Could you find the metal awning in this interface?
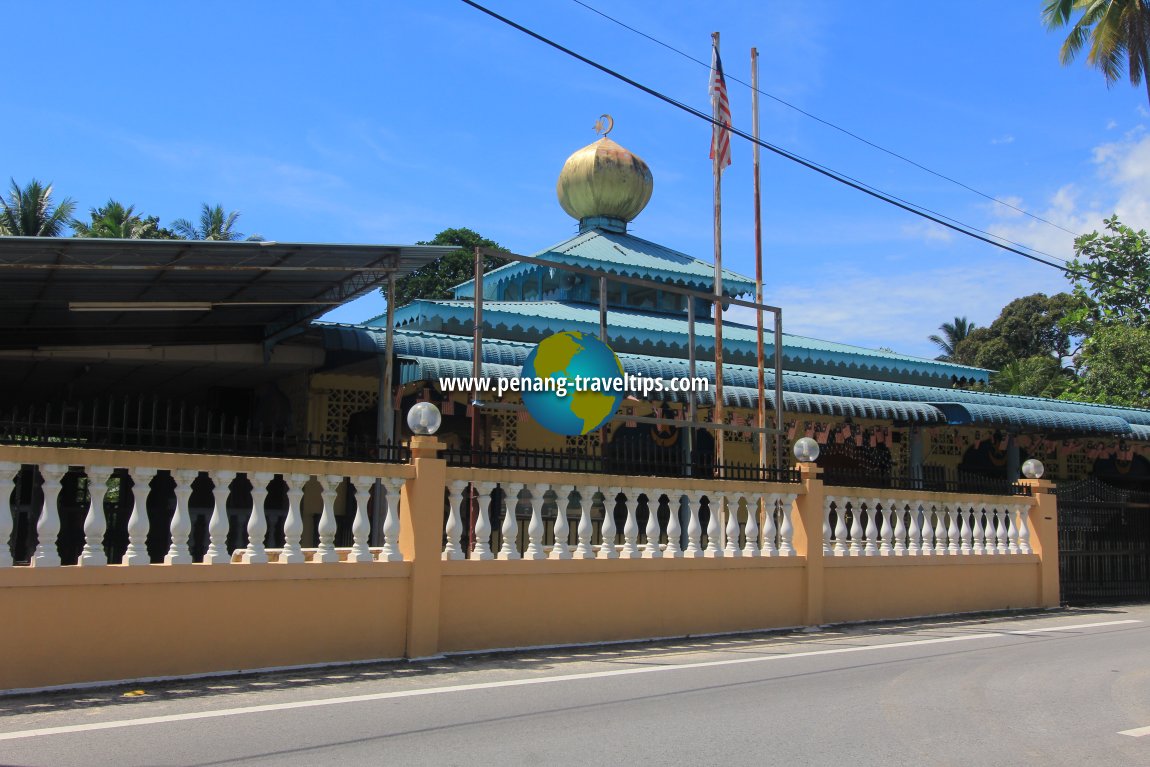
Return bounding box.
[0,237,457,348]
[929,403,1134,435]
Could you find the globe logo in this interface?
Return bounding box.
[520,331,625,436]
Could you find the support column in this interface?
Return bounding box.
[399,435,447,658]
[1020,478,1059,607]
[795,463,825,626]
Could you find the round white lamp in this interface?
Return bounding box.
[793,436,820,463]
[407,402,442,436]
[1021,458,1044,479]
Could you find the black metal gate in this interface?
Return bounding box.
[1058,477,1150,604]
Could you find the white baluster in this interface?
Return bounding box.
[314,475,341,563]
[600,487,619,559]
[762,495,779,557]
[551,485,573,560]
[621,488,641,558]
[684,490,703,557]
[498,484,522,560]
[742,494,760,557]
[848,501,863,556]
[983,508,998,555]
[0,463,16,567]
[920,502,935,556]
[960,507,974,555]
[907,501,923,556]
[890,500,906,556]
[524,483,546,560]
[703,493,723,558]
[378,477,404,562]
[278,473,307,564]
[996,507,1010,554]
[78,466,111,567]
[946,506,960,555]
[778,494,796,557]
[347,476,374,562]
[573,487,595,559]
[165,469,197,564]
[664,490,683,558]
[474,482,496,560]
[832,498,848,556]
[242,472,272,564]
[643,491,663,558]
[204,470,234,565]
[1007,504,1020,554]
[1017,504,1032,554]
[878,501,893,556]
[723,494,741,557]
[933,504,947,555]
[972,506,986,555]
[443,481,466,561]
[31,464,67,567]
[821,496,833,556]
[863,500,879,556]
[123,467,154,566]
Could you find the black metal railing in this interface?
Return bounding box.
[0,397,410,464]
[821,466,1031,496]
[443,446,801,483]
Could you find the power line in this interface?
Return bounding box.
[569,0,1084,240]
[460,0,1088,280]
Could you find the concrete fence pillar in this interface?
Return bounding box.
[793,463,825,626]
[1019,478,1060,607]
[399,435,448,657]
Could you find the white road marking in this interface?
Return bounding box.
[0,619,1138,742]
[1119,725,1150,738]
[1005,619,1142,634]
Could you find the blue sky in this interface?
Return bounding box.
[5,1,1149,359]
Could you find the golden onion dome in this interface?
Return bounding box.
[556,135,653,232]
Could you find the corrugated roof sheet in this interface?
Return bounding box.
[929,403,1133,435]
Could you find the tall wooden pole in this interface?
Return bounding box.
[712,31,725,476]
[752,47,766,476]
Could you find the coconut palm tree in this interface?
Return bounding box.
[171,203,261,241]
[1043,0,1150,103]
[71,200,158,239]
[0,178,77,236]
[929,316,976,361]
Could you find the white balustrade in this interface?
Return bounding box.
[907,501,923,556]
[932,505,948,556]
[664,490,683,558]
[762,494,779,557]
[242,472,273,564]
[821,496,834,556]
[890,500,906,556]
[972,506,986,555]
[996,507,1010,555]
[164,469,197,564]
[443,481,467,561]
[723,493,741,558]
[473,482,496,560]
[685,490,703,557]
[946,507,960,556]
[863,500,879,557]
[551,485,573,560]
[573,487,595,559]
[78,466,111,567]
[832,499,848,557]
[279,473,307,564]
[524,483,545,560]
[848,501,863,557]
[347,476,374,563]
[742,494,760,557]
[378,477,404,562]
[622,488,641,559]
[206,470,235,565]
[31,464,67,567]
[1017,504,1032,554]
[778,494,796,557]
[703,494,723,558]
[960,507,974,555]
[498,484,522,560]
[643,492,663,559]
[0,462,15,568]
[600,487,619,559]
[1007,505,1021,554]
[123,467,154,566]
[878,501,893,556]
[316,475,342,563]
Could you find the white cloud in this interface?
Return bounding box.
[991,135,1015,145]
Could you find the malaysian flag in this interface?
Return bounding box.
[709,34,732,171]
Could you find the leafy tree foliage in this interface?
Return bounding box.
[990,355,1073,398]
[1063,323,1150,407]
[928,316,976,361]
[71,199,178,239]
[951,293,1079,372]
[1066,215,1150,327]
[392,227,509,308]
[172,203,261,241]
[0,178,76,236]
[1043,0,1150,103]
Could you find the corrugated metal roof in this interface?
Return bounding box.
[930,403,1133,435]
[452,227,756,296]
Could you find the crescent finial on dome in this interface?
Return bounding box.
[557,123,653,234]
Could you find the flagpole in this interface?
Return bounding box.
[751,46,766,479]
[711,31,725,477]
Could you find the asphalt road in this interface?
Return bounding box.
[2,606,1149,767]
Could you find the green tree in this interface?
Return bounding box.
[0,178,76,236]
[1066,215,1150,327]
[392,227,509,308]
[951,293,1080,369]
[1043,0,1150,103]
[1062,323,1150,407]
[171,203,261,241]
[928,316,976,361]
[71,199,177,239]
[990,355,1073,398]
